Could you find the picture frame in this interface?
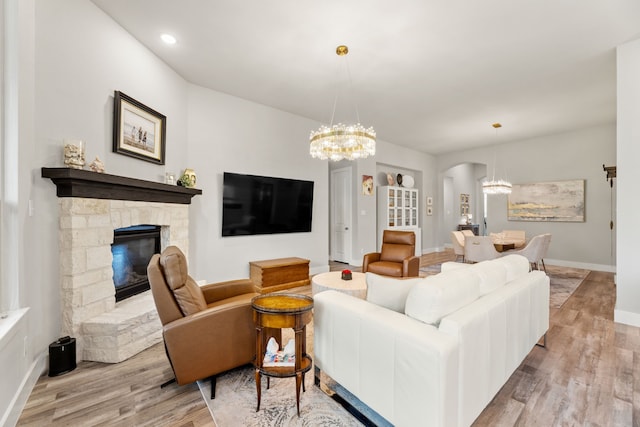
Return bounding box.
[362,175,374,195]
[508,179,585,222]
[113,91,166,165]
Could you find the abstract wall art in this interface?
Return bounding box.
[508,179,585,222]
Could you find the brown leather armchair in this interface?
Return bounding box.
[147,246,280,398]
[362,230,420,277]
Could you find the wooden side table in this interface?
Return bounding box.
[251,293,313,416]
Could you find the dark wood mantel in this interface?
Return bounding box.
[42,167,202,204]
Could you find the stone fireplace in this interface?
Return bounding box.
[42,168,202,363]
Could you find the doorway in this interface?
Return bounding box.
[330,167,352,263]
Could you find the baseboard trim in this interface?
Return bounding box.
[614,309,640,328]
[545,258,615,273]
[3,351,47,427]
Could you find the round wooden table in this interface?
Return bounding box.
[251,293,313,416]
[311,271,367,299]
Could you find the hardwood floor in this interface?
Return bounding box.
[474,270,637,427]
[17,252,635,426]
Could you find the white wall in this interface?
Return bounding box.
[186,85,329,281]
[437,124,616,271]
[615,37,640,327]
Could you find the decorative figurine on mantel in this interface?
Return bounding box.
[63,139,85,169]
[88,156,105,173]
[178,168,197,188]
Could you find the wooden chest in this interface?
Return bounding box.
[249,257,310,293]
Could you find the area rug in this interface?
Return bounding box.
[545,264,590,308]
[197,324,364,427]
[419,263,590,308]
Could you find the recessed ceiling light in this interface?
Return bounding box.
[161,34,177,45]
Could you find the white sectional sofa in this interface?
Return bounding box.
[313,255,549,427]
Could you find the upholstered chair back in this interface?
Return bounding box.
[380,230,415,262]
[148,246,207,326]
[451,231,465,253]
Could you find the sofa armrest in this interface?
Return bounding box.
[314,290,459,427]
[201,279,256,304]
[403,255,420,277]
[362,252,381,273]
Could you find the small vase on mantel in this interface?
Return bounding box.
[178,168,197,188]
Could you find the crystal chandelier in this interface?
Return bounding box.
[309,45,376,161]
[482,179,512,195]
[483,123,512,195]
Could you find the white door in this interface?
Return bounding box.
[330,167,352,263]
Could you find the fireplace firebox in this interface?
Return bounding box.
[112,225,161,302]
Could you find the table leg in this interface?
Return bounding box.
[294,325,305,416]
[254,323,263,412]
[295,371,302,417]
[255,369,261,412]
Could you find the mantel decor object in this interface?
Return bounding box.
[63,139,85,169]
[178,168,196,188]
[88,156,105,173]
[113,91,166,165]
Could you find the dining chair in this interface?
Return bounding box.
[450,231,466,262]
[464,236,502,263]
[502,234,549,271]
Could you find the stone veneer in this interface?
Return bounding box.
[58,198,190,363]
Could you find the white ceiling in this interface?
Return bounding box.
[91,0,640,155]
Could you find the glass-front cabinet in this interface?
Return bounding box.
[377,186,421,255]
[380,186,418,228]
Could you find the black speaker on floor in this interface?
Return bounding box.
[48,336,76,377]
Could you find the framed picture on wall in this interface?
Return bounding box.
[362,175,374,195]
[113,91,166,165]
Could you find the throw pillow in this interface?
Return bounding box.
[440,261,470,272]
[468,260,508,296]
[366,272,423,313]
[405,269,480,325]
[498,254,530,281]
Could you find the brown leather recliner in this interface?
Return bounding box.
[147,246,280,398]
[362,230,420,277]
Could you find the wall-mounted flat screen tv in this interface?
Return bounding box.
[222,172,314,236]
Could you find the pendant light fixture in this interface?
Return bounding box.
[482,123,512,195]
[309,45,376,161]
